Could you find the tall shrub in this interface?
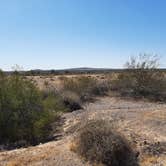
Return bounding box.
[112,54,166,101]
[0,71,55,145]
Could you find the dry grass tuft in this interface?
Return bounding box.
[71,120,139,166]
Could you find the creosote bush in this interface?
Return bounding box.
[71,120,138,166]
[111,54,166,101]
[0,71,65,147]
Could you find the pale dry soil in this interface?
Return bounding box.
[27,74,106,90]
[0,96,166,166]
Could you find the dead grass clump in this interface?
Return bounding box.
[61,76,110,102]
[92,81,110,96]
[71,120,138,166]
[61,91,82,111]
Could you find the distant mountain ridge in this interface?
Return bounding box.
[4,67,166,75]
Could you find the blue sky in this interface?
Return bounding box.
[0,0,166,70]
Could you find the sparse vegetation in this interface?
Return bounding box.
[61,76,110,102]
[1,67,166,165]
[61,91,82,111]
[111,54,166,101]
[71,120,138,166]
[0,71,111,147]
[1,57,166,165]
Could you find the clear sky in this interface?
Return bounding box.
[0,0,166,70]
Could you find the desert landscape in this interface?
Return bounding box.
[0,67,166,166]
[1,1,166,166]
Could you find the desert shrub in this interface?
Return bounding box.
[111,54,166,101]
[61,91,82,111]
[72,120,138,166]
[91,80,110,96]
[62,76,94,93]
[42,83,81,112]
[42,94,67,113]
[0,71,59,146]
[61,76,93,102]
[44,80,49,87]
[111,72,136,96]
[42,84,59,99]
[62,76,109,102]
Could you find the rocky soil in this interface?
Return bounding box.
[0,96,166,166]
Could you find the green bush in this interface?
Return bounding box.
[111,54,166,101]
[43,94,67,113]
[72,120,138,166]
[0,71,60,146]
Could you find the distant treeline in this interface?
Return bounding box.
[5,68,121,75]
[4,68,166,76]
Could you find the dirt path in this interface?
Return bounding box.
[0,96,166,166]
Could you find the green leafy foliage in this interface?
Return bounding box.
[0,71,65,146]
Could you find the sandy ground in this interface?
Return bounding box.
[0,96,166,166]
[27,74,107,90]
